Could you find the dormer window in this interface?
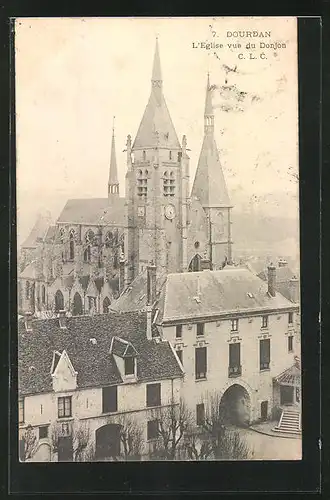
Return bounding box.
[124,357,135,376]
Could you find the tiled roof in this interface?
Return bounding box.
[274,362,301,386]
[79,275,90,291]
[18,312,183,396]
[57,198,126,226]
[161,268,298,323]
[110,270,167,313]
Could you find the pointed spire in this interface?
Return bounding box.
[204,73,214,134]
[152,37,162,84]
[132,39,180,150]
[108,116,119,201]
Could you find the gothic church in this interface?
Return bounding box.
[18,39,233,317]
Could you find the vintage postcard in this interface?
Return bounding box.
[16,17,301,462]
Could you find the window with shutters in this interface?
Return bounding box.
[146,383,161,407]
[260,339,270,370]
[39,425,48,439]
[197,323,205,337]
[147,420,159,440]
[196,403,205,426]
[175,324,182,339]
[288,335,294,353]
[231,318,239,332]
[228,343,241,377]
[195,346,207,380]
[102,386,118,413]
[261,316,268,329]
[58,396,72,418]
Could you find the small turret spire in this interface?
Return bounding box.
[204,73,214,134]
[108,116,119,201]
[152,36,162,84]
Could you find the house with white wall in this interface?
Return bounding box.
[18,311,183,462]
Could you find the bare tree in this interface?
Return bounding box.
[200,391,252,460]
[115,414,144,461]
[150,398,193,460]
[51,422,92,462]
[182,428,213,461]
[20,425,38,461]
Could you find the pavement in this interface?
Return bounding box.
[249,420,301,440]
[235,422,302,460]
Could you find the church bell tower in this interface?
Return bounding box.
[126,39,189,284]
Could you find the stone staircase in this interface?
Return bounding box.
[274,407,301,435]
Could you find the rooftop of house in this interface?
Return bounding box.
[21,213,52,249]
[57,197,126,226]
[18,311,183,397]
[110,269,167,313]
[160,268,298,323]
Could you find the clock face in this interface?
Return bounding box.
[164,204,175,220]
[137,206,145,217]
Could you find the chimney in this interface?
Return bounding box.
[278,258,288,268]
[25,312,33,332]
[119,252,126,294]
[146,304,153,340]
[267,264,276,297]
[147,262,157,306]
[288,276,299,303]
[58,309,67,329]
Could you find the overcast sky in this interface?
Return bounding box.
[15,17,299,245]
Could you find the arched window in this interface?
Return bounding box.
[84,246,91,263]
[41,285,46,305]
[59,228,65,244]
[105,231,114,248]
[72,292,83,316]
[25,281,30,300]
[103,296,111,313]
[188,254,202,272]
[84,230,94,262]
[54,290,64,312]
[69,230,75,260]
[137,169,147,197]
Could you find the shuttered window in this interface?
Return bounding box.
[102,386,118,413]
[146,383,161,407]
[229,343,241,376]
[195,347,207,380]
[260,339,270,370]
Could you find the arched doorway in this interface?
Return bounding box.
[95,424,121,460]
[103,296,111,313]
[219,384,251,426]
[72,292,83,316]
[54,290,64,312]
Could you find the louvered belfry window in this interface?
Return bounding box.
[137,169,148,197]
